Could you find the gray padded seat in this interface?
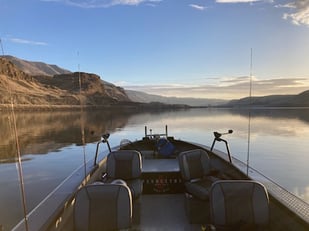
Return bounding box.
[178,149,215,200]
[106,150,142,199]
[209,180,269,230]
[74,183,132,231]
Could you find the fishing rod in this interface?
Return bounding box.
[77,52,88,186]
[246,48,253,176]
[0,38,4,55]
[3,41,29,230]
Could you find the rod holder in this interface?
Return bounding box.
[94,133,111,166]
[210,130,233,163]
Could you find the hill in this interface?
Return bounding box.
[126,90,227,107]
[0,57,130,108]
[1,55,71,76]
[226,90,309,107]
[34,72,130,104]
[2,56,307,109]
[0,56,204,108]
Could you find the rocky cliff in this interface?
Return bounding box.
[0,57,130,108]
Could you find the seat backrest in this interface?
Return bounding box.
[178,149,211,181]
[74,183,132,231]
[107,150,142,180]
[209,180,269,230]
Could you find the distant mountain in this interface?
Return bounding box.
[226,90,309,107]
[126,90,227,107]
[1,55,71,76]
[3,56,307,108]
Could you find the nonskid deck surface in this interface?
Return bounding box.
[133,194,203,231]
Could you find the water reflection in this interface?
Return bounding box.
[0,108,141,161]
[0,108,309,230]
[2,108,309,160]
[230,107,309,125]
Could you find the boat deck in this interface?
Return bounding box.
[133,194,202,231]
[131,151,203,230]
[11,138,309,231]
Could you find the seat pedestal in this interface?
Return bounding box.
[184,193,210,224]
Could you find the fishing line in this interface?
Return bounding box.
[9,101,29,231]
[0,38,4,55]
[246,48,253,176]
[2,44,29,230]
[77,53,87,185]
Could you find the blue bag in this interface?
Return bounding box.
[156,138,175,156]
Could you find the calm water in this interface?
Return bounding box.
[1,108,309,230]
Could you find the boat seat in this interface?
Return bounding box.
[106,150,143,199]
[209,180,269,231]
[178,149,216,200]
[73,183,132,231]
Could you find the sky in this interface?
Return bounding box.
[1,0,309,99]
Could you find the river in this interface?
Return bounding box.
[0,107,309,230]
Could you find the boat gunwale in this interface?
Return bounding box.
[11,147,113,231]
[11,138,309,230]
[190,141,309,225]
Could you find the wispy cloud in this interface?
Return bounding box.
[122,77,309,99]
[278,0,309,26]
[41,0,162,8]
[216,0,309,27]
[7,37,48,46]
[189,4,206,11]
[216,0,261,3]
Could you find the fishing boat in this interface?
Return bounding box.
[12,125,309,231]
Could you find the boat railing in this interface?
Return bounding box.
[144,125,168,139]
[232,154,309,226]
[202,142,309,226]
[11,150,110,231]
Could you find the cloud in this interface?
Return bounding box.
[216,0,309,27]
[279,0,309,26]
[216,0,260,3]
[7,38,48,46]
[41,0,162,8]
[189,4,206,11]
[122,77,309,99]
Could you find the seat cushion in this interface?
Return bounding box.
[106,150,143,199]
[210,180,269,229]
[107,150,142,180]
[178,149,211,181]
[74,184,132,231]
[184,178,213,200]
[179,149,215,200]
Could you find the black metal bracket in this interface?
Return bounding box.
[210,130,233,163]
[94,133,111,166]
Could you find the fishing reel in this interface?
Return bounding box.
[213,130,233,140]
[101,133,110,143]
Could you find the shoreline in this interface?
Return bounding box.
[0,102,191,111]
[1,103,308,112]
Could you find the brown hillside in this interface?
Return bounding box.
[0,57,130,107]
[1,55,71,76]
[34,72,130,103]
[0,57,33,81]
[0,57,80,105]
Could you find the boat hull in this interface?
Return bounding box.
[12,136,309,231]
